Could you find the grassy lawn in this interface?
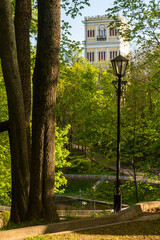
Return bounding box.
[25,220,160,240]
[62,150,160,205]
[63,179,97,197]
[63,178,160,206]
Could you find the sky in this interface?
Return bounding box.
[61,0,114,43]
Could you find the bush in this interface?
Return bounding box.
[84,180,160,205]
[0,211,10,228]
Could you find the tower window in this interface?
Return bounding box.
[87,52,95,62]
[110,29,118,36]
[110,51,118,59]
[87,30,95,38]
[98,51,106,61]
[99,25,105,37]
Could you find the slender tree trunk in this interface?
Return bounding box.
[0,0,29,223]
[132,121,139,203]
[28,0,61,222]
[14,0,31,167]
[85,145,87,158]
[132,158,139,203]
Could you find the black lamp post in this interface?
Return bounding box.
[111,54,128,213]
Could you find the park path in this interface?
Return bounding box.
[63,173,160,185]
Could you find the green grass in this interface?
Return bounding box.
[63,180,96,197]
[1,218,50,231]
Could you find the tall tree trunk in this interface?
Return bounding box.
[14,0,31,167]
[133,158,139,203]
[0,0,29,223]
[28,0,61,222]
[132,121,139,203]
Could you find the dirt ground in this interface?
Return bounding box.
[26,219,160,240]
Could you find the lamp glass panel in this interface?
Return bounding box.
[115,61,122,75]
[121,61,127,76]
[112,61,117,76]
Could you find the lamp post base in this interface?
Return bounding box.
[114,193,122,213]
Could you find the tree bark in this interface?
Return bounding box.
[0,0,29,223]
[28,0,61,221]
[14,0,31,167]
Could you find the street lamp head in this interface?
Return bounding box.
[111,54,129,78]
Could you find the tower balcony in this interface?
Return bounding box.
[97,36,106,41]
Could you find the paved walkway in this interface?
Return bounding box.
[63,173,160,185]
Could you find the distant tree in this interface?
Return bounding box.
[107,0,160,172]
[107,0,160,48]
[57,60,117,166]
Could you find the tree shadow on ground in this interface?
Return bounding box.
[76,220,160,237]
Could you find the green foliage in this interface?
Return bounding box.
[84,179,160,205]
[90,210,114,218]
[55,125,71,194]
[30,0,38,38]
[30,0,89,64]
[121,180,160,204]
[57,61,116,160]
[0,67,8,122]
[57,54,160,181]
[25,236,47,240]
[84,180,114,203]
[61,0,90,18]
[0,73,11,206]
[120,58,160,175]
[0,133,11,206]
[0,71,71,201]
[0,125,71,202]
[60,0,90,66]
[0,211,10,228]
[25,236,46,240]
[2,0,160,213]
[60,21,84,65]
[55,125,70,169]
[68,155,91,174]
[106,0,160,47]
[56,28,160,206]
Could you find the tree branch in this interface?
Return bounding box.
[0,120,9,133]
